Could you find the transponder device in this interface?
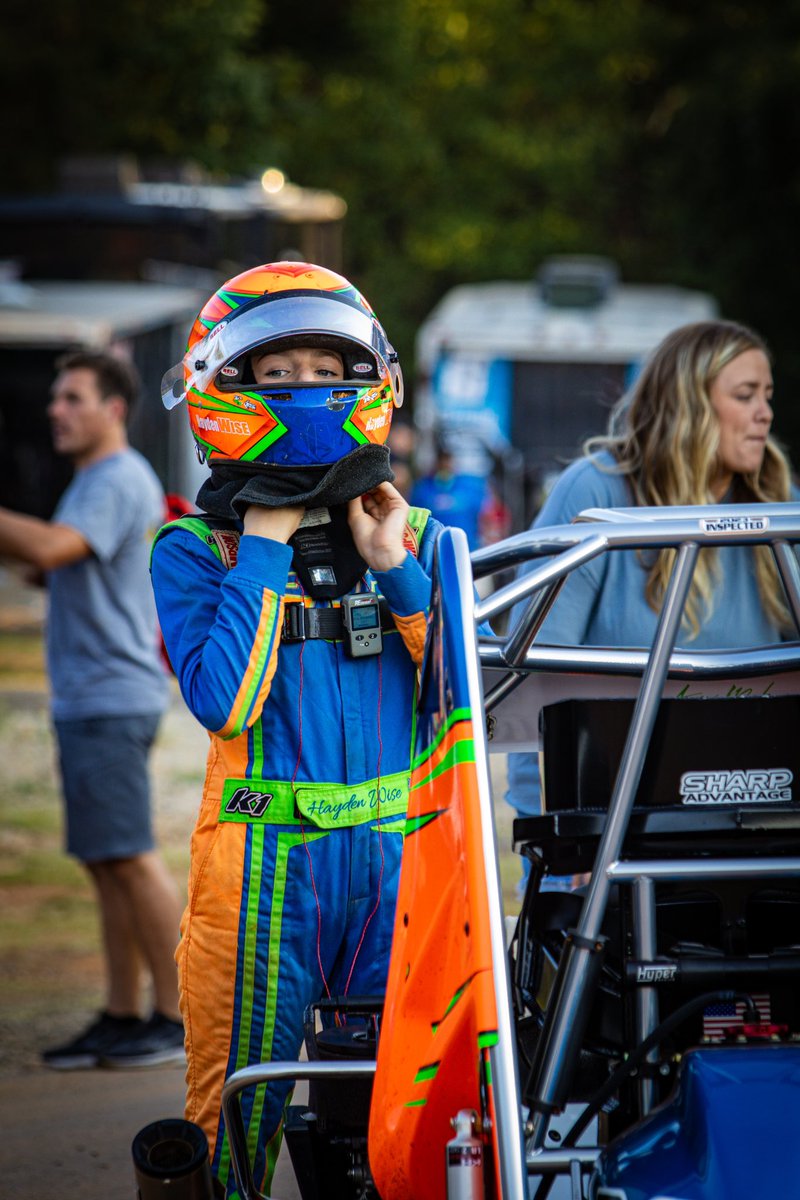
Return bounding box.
[341,593,383,657]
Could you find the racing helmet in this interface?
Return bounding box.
[162,262,404,468]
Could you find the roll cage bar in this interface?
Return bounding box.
[222,501,800,1198]
[472,501,800,1152]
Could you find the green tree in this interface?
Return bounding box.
[622,0,800,447]
[0,0,271,188]
[258,0,800,438]
[262,0,651,370]
[5,0,800,443]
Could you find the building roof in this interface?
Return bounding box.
[0,280,206,348]
[417,279,719,366]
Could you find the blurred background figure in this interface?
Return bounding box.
[386,417,417,499]
[0,350,183,1069]
[410,442,505,551]
[478,469,513,547]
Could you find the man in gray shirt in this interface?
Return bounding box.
[0,351,184,1068]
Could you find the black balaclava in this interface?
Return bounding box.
[196,443,395,599]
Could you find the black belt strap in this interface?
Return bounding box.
[282,599,395,643]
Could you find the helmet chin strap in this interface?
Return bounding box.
[196,443,396,599]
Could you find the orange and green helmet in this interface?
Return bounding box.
[161,262,404,469]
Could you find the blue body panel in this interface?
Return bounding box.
[595,1046,800,1198]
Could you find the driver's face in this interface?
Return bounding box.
[251,347,345,384]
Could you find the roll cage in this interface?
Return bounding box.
[222,501,800,1200]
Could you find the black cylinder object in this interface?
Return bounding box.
[131,1119,215,1200]
[309,1023,376,1131]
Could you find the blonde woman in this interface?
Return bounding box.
[506,319,798,876]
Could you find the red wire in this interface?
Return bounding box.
[343,652,385,996]
[293,586,387,1005]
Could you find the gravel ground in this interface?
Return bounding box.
[0,567,519,1198]
[0,685,207,1076]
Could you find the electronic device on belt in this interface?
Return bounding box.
[341,593,383,657]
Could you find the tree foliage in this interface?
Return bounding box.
[262,0,650,355]
[1,0,269,184]
[4,0,800,444]
[259,0,800,448]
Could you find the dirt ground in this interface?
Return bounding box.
[0,566,519,1198]
[0,688,207,1074]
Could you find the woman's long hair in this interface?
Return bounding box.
[585,320,793,637]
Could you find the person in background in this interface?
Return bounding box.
[151,262,442,1197]
[410,443,495,551]
[0,350,183,1067]
[505,319,798,894]
[386,416,416,499]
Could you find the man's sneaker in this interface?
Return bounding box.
[42,1011,145,1070]
[100,1011,185,1069]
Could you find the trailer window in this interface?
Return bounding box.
[512,361,626,476]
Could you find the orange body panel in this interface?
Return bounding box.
[369,715,500,1198]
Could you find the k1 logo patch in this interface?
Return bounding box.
[224,786,274,818]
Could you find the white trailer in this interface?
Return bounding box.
[414,256,718,527]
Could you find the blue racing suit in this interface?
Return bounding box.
[151,508,437,1196]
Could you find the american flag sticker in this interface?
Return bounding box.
[702,993,771,1041]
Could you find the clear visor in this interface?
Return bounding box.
[161,294,400,409]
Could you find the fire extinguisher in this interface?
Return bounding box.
[446,1108,484,1200]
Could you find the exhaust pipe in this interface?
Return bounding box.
[131,1119,216,1199]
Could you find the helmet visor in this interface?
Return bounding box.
[162,293,401,409]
